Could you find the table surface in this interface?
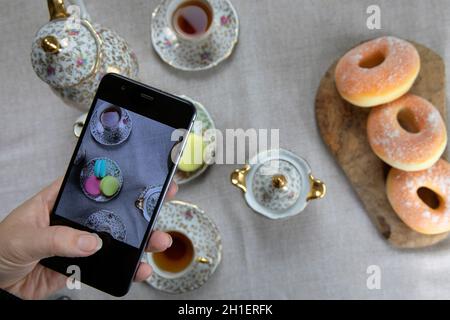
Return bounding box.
[1,0,450,299]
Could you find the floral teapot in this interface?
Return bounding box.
[31,0,139,109]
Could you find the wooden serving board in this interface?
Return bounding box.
[315,42,448,248]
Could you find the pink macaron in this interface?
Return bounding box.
[84,176,101,197]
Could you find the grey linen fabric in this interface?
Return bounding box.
[1,0,450,299]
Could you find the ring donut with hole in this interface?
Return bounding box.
[387,159,450,235]
[334,36,420,107]
[367,94,447,171]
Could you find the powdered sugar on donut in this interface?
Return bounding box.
[422,211,432,219]
[387,159,450,234]
[367,94,447,168]
[335,36,420,103]
[428,109,441,129]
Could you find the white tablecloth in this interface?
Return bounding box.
[1,0,449,299]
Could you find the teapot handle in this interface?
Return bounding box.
[67,0,90,20]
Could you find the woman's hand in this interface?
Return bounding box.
[0,178,177,299]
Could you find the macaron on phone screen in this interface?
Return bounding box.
[41,74,196,297]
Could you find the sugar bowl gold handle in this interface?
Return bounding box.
[307,175,326,201]
[230,165,251,193]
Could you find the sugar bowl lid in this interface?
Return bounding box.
[31,0,101,88]
[231,149,326,219]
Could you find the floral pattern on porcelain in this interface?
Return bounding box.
[31,22,139,109]
[145,201,222,294]
[151,0,239,71]
[235,149,319,220]
[251,160,302,212]
[31,20,97,88]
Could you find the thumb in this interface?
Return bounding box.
[26,226,103,260]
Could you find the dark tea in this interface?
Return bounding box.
[100,106,121,128]
[152,231,194,273]
[173,0,213,37]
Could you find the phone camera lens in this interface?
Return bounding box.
[121,85,126,91]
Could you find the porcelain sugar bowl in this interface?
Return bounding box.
[231,149,326,219]
[31,0,139,109]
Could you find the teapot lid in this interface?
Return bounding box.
[231,149,326,219]
[31,17,101,88]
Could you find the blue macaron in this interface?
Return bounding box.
[94,159,107,178]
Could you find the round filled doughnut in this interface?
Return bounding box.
[387,159,450,235]
[335,36,420,107]
[367,94,447,171]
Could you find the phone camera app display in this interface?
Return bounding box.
[55,99,178,248]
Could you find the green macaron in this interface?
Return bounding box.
[100,176,120,197]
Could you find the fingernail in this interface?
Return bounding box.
[77,234,103,252]
[166,234,173,248]
[93,234,103,251]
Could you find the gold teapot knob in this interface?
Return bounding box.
[41,36,61,54]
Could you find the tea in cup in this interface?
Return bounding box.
[167,0,215,43]
[100,105,122,131]
[150,230,209,278]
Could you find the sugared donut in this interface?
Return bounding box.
[387,159,450,235]
[335,36,420,107]
[367,94,447,171]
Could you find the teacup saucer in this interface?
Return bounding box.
[174,95,216,185]
[90,107,132,146]
[151,0,239,71]
[85,209,126,242]
[145,200,222,294]
[80,157,123,202]
[135,185,164,222]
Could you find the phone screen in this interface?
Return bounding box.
[41,74,195,296]
[54,98,179,248]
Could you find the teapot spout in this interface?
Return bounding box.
[48,0,69,20]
